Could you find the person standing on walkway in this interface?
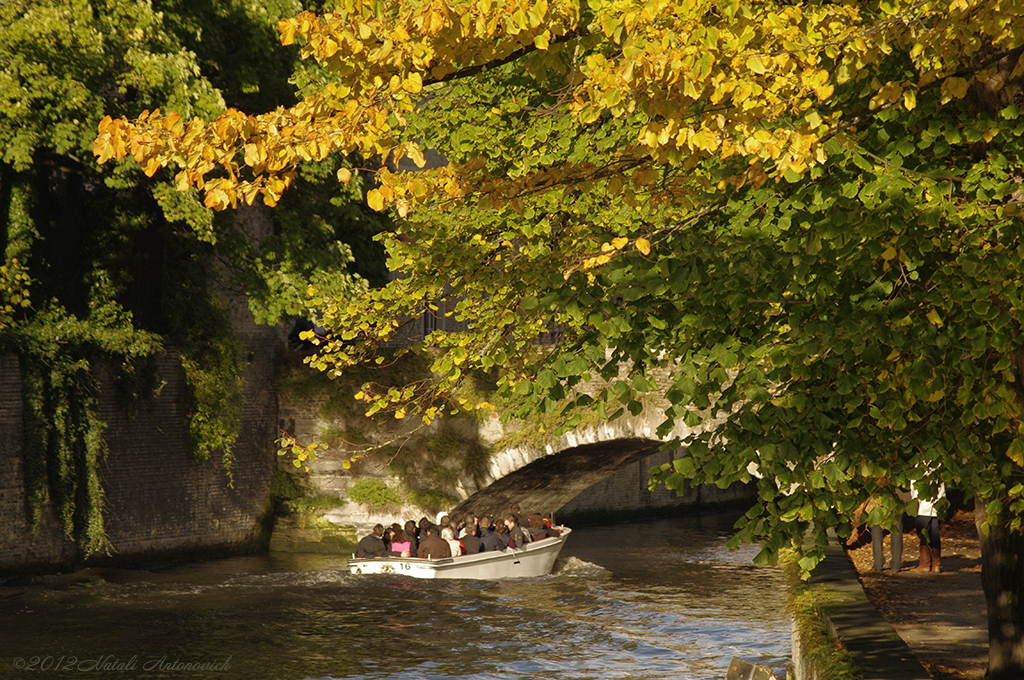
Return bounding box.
[910,477,945,573]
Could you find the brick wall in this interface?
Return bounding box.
[0,323,280,574]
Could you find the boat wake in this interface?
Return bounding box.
[554,556,611,579]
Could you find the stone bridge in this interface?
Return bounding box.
[449,412,695,521]
[278,372,753,542]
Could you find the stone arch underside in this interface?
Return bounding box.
[450,437,664,520]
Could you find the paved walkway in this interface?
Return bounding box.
[816,510,987,680]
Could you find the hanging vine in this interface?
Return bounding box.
[7,305,163,554]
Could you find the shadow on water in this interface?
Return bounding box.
[0,511,790,680]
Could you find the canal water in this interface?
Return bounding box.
[0,512,791,680]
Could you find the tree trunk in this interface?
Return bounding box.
[976,495,1024,679]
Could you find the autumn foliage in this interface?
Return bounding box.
[97,3,1024,673]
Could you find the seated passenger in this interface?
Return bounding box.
[480,518,506,552]
[404,520,419,555]
[355,524,388,558]
[442,526,463,557]
[509,503,525,528]
[503,514,530,549]
[417,525,452,560]
[457,513,477,538]
[460,522,483,554]
[389,528,412,557]
[528,514,560,541]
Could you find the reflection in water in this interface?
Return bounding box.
[0,512,790,680]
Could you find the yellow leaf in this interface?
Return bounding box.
[367,188,385,211]
[337,167,353,183]
[1008,439,1024,467]
[747,54,766,75]
[611,236,628,250]
[428,11,444,34]
[278,20,296,45]
[881,246,897,260]
[636,237,651,255]
[407,145,426,168]
[943,76,970,101]
[926,309,943,327]
[534,30,550,50]
[903,89,917,110]
[403,72,423,94]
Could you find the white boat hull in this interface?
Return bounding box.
[348,527,571,579]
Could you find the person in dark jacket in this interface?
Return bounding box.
[509,503,525,528]
[528,514,560,541]
[503,514,530,549]
[460,522,483,554]
[355,524,388,558]
[480,517,505,552]
[417,525,452,560]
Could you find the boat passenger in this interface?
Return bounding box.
[480,521,506,552]
[509,503,524,528]
[442,526,463,557]
[458,513,478,538]
[528,514,560,541]
[390,528,412,557]
[460,522,483,554]
[417,525,452,560]
[503,514,530,549]
[355,524,389,558]
[404,520,419,555]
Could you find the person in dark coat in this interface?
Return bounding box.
[479,517,505,552]
[509,503,525,528]
[356,524,388,558]
[460,522,483,554]
[417,525,452,560]
[503,514,530,549]
[528,514,560,541]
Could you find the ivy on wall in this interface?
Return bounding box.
[6,306,163,553]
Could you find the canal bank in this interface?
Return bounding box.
[795,510,987,680]
[792,533,931,680]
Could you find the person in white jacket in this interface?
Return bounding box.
[910,478,946,572]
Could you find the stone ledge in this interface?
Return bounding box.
[803,533,930,680]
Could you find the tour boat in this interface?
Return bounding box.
[348,527,571,579]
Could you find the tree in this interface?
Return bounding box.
[1,0,383,553]
[96,1,1024,675]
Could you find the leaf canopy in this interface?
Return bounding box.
[97,0,1024,566]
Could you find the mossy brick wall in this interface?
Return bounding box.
[0,325,280,574]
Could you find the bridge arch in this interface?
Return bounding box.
[450,411,708,520]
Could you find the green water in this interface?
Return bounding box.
[0,513,790,680]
